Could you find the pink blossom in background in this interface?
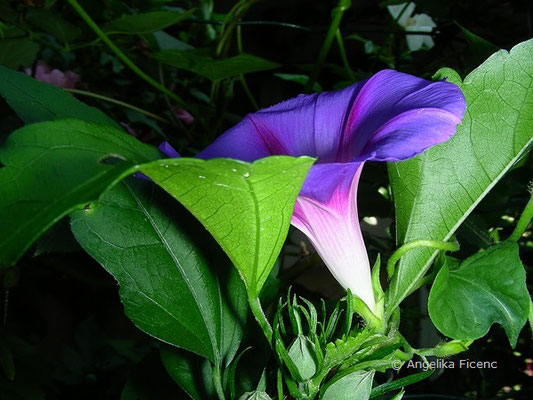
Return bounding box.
[173,107,195,125]
[25,60,79,89]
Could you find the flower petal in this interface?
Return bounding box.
[387,2,416,27]
[412,13,437,29]
[197,81,366,163]
[339,70,465,161]
[158,142,181,158]
[357,108,462,162]
[292,163,376,310]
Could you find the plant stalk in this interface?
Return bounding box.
[508,189,533,242]
[65,89,174,126]
[248,293,273,343]
[386,239,459,278]
[212,365,226,400]
[335,28,356,81]
[67,0,189,110]
[304,0,352,92]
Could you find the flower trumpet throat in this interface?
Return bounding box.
[162,69,466,314]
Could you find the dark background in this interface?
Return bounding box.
[0,0,532,399]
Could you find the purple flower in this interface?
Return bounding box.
[164,70,465,314]
[25,60,79,89]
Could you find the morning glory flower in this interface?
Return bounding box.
[388,2,437,51]
[162,70,465,314]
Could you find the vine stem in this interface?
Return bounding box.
[248,293,273,343]
[66,0,189,110]
[386,239,459,279]
[508,189,533,242]
[335,29,356,82]
[304,0,352,92]
[212,365,226,400]
[237,25,259,110]
[65,89,174,126]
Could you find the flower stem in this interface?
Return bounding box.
[66,0,188,110]
[335,28,356,82]
[248,293,273,343]
[65,88,174,126]
[507,188,533,242]
[386,239,459,278]
[216,0,259,57]
[304,0,352,92]
[212,365,226,400]
[237,25,259,110]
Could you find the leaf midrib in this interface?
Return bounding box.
[125,182,219,363]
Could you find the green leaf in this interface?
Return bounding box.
[0,65,119,128]
[320,370,374,400]
[103,10,195,34]
[0,119,159,266]
[160,346,207,400]
[287,335,317,380]
[388,39,533,310]
[428,242,529,346]
[456,23,500,66]
[151,50,281,81]
[273,73,322,92]
[0,39,39,69]
[25,9,82,44]
[140,156,314,297]
[71,179,248,365]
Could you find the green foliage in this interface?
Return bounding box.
[388,39,533,310]
[161,345,213,400]
[320,370,374,400]
[151,50,281,81]
[71,179,247,366]
[0,65,119,127]
[428,241,529,346]
[25,9,82,44]
[103,10,195,34]
[140,156,314,297]
[0,119,159,267]
[0,39,39,69]
[0,0,531,398]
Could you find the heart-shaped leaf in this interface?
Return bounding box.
[103,10,195,34]
[428,241,529,346]
[0,119,159,266]
[388,39,533,309]
[71,179,248,365]
[140,156,314,297]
